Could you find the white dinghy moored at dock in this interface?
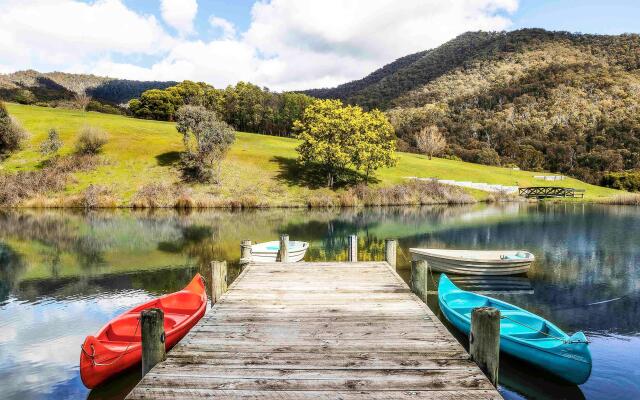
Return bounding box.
[409,248,534,275]
[251,240,309,263]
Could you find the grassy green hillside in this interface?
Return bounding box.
[2,103,621,206]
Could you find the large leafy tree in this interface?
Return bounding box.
[351,108,397,181]
[294,99,396,187]
[129,89,180,121]
[175,105,235,183]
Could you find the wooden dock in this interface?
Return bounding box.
[127,261,502,399]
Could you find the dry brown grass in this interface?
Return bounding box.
[348,179,475,206]
[68,185,119,208]
[486,190,525,203]
[599,193,640,205]
[0,154,103,206]
[131,183,180,208]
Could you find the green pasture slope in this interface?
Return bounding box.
[3,103,621,205]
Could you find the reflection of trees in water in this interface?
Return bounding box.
[0,210,106,270]
[16,267,198,302]
[0,243,26,303]
[287,205,486,261]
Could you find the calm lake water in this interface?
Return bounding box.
[0,204,639,400]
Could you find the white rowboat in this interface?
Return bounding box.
[251,241,309,263]
[409,248,534,275]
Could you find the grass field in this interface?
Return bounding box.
[2,103,622,206]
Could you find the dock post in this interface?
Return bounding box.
[470,307,500,387]
[348,235,358,262]
[211,260,228,305]
[410,260,428,303]
[385,239,397,269]
[141,308,165,377]
[278,234,289,262]
[240,239,252,270]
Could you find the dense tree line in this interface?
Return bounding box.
[308,29,640,184]
[129,81,313,136]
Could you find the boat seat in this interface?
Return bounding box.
[159,292,201,314]
[499,311,548,338]
[105,316,143,342]
[105,314,185,342]
[447,293,489,315]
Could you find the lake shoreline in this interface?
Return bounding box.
[6,193,635,209]
[4,195,634,209]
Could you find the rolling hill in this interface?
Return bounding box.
[304,29,640,185]
[0,70,176,105]
[1,103,620,207]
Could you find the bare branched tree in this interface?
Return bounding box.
[415,125,447,159]
[74,92,92,111]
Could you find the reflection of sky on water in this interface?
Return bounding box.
[0,205,638,399]
[0,292,151,399]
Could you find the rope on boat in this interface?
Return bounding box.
[587,297,622,305]
[499,314,589,344]
[81,316,142,366]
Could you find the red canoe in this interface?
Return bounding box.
[80,274,207,388]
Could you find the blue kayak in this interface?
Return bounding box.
[438,274,592,384]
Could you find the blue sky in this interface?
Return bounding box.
[0,0,638,90]
[511,0,640,34]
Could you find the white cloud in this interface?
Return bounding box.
[160,0,198,36]
[0,0,172,73]
[1,0,519,90]
[210,16,237,39]
[92,39,260,87]
[243,0,518,89]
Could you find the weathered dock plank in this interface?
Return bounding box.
[126,261,502,399]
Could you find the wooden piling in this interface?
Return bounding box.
[348,234,358,262]
[211,260,228,305]
[141,308,165,377]
[240,239,252,270]
[278,234,289,262]
[410,259,428,303]
[385,239,397,269]
[470,306,500,387]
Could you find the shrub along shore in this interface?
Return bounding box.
[0,103,623,208]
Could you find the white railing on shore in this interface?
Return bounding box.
[534,175,565,181]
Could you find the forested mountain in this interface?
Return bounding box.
[305,29,640,184]
[0,70,175,105]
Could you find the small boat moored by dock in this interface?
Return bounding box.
[438,274,592,384]
[410,248,534,275]
[251,240,309,262]
[80,274,207,389]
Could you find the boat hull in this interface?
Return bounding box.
[80,274,207,388]
[251,241,309,263]
[410,248,532,275]
[438,274,591,385]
